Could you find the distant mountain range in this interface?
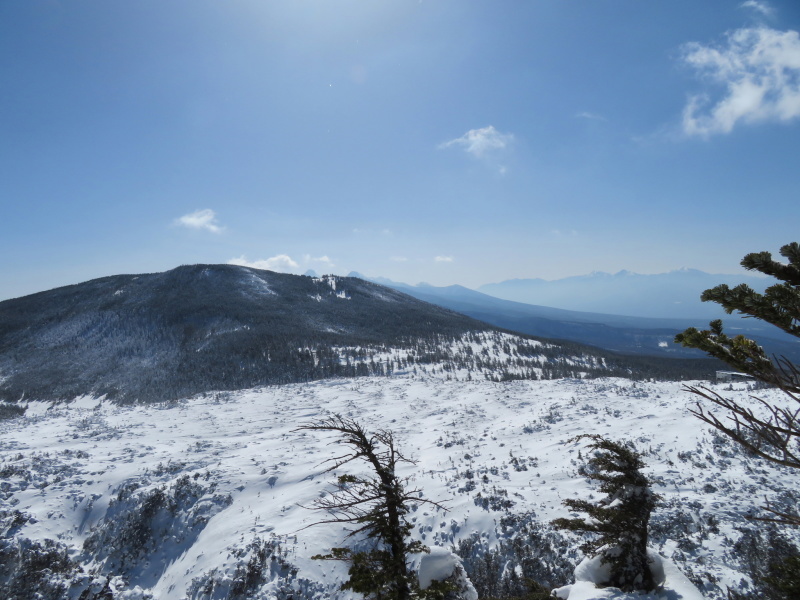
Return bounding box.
[476,269,770,320]
[1,265,707,404]
[348,272,798,361]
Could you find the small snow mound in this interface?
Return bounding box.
[572,553,612,589]
[648,552,666,587]
[118,586,151,600]
[418,547,478,600]
[418,547,458,589]
[553,551,701,600]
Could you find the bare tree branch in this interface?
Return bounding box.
[686,386,800,470]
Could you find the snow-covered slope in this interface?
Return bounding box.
[2,375,796,599]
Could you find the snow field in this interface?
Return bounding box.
[1,376,796,599]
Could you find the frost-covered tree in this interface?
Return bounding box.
[552,435,658,592]
[675,242,800,526]
[297,416,450,600]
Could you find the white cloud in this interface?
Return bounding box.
[740,1,774,17]
[681,27,800,137]
[303,254,336,268]
[439,126,513,158]
[228,254,300,272]
[175,209,224,233]
[389,256,408,262]
[434,256,454,263]
[228,253,337,274]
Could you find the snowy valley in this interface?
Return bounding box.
[2,373,797,600]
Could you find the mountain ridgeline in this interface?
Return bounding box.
[477,269,772,320]
[357,274,800,361]
[0,265,717,403]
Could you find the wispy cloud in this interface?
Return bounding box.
[740,1,774,17]
[352,227,392,236]
[575,111,608,122]
[680,27,800,137]
[434,255,454,263]
[175,209,224,233]
[439,126,513,159]
[228,254,299,272]
[389,256,408,262]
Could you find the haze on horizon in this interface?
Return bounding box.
[2,0,799,301]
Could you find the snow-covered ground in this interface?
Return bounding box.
[1,376,796,599]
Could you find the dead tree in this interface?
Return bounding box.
[296,415,447,600]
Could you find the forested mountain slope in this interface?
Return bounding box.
[0,265,488,402]
[0,264,701,404]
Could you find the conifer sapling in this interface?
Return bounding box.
[552,435,659,592]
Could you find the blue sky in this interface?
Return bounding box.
[2,0,799,300]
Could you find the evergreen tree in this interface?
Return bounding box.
[296,416,449,600]
[675,242,800,599]
[552,435,658,592]
[675,242,800,525]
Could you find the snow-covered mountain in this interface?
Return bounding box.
[1,265,796,600]
[0,264,507,403]
[0,264,719,404]
[2,374,795,599]
[477,269,770,320]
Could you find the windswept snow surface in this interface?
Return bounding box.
[1,377,797,599]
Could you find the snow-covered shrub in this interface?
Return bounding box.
[0,403,25,420]
[473,487,515,512]
[456,515,576,597]
[0,536,79,600]
[729,525,800,600]
[186,537,317,600]
[229,537,297,599]
[0,509,115,600]
[83,473,232,585]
